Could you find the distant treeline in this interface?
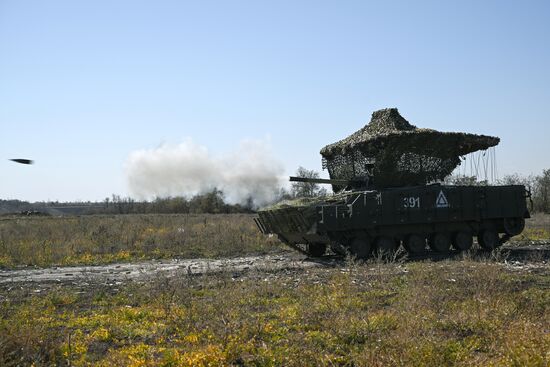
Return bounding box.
[0,189,255,216]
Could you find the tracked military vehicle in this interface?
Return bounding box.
[255,108,530,258]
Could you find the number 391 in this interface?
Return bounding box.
[403,196,420,208]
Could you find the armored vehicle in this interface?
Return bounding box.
[255,109,530,258]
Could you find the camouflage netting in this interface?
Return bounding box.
[320,108,500,189]
[267,191,353,210]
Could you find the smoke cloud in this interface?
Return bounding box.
[126,139,285,207]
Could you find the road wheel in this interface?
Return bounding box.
[350,237,372,259]
[429,233,451,252]
[375,236,397,257]
[452,231,473,251]
[503,217,525,236]
[478,229,499,250]
[405,234,426,254]
[330,242,347,256]
[307,243,326,257]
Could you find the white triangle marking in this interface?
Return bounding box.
[436,190,449,208]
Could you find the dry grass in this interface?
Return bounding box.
[1,212,549,269]
[526,212,550,229]
[0,214,283,268]
[518,212,550,242]
[0,260,548,366]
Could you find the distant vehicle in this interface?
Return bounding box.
[255,108,530,258]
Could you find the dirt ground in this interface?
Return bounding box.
[1,243,547,295]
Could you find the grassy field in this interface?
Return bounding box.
[516,212,550,242]
[0,214,283,268]
[0,213,548,365]
[0,212,549,269]
[0,259,548,366]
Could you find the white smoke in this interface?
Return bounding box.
[126,138,285,207]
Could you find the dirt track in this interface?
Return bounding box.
[0,244,548,292]
[0,253,314,286]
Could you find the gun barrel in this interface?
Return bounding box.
[289,176,349,185]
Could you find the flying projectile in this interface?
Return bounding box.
[9,159,34,165]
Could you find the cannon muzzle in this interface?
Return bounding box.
[289,176,349,185]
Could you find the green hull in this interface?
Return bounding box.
[255,185,530,258]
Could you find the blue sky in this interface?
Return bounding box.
[1,0,549,201]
